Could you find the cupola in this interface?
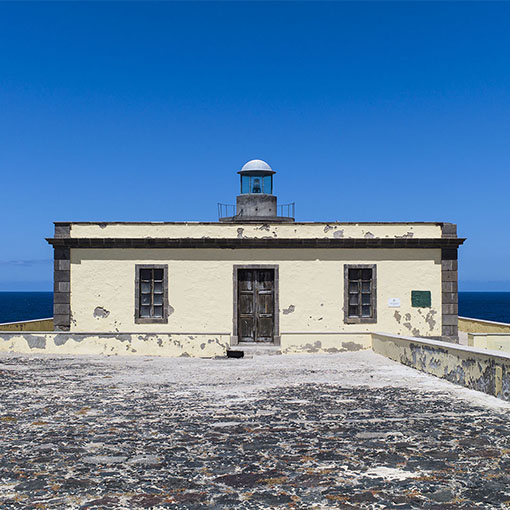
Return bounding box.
[238,159,275,195]
[217,159,294,222]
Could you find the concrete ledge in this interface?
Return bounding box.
[0,318,53,332]
[468,333,510,353]
[459,316,510,334]
[0,333,230,358]
[372,332,510,401]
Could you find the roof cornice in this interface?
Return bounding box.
[46,237,466,249]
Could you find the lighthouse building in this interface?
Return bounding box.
[46,160,464,357]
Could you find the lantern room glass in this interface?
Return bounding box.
[241,175,250,194]
[263,176,272,194]
[240,175,273,194]
[252,177,262,193]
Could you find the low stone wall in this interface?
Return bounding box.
[0,318,53,332]
[468,333,510,353]
[459,316,510,334]
[0,330,373,357]
[281,333,371,354]
[372,333,510,401]
[0,332,231,358]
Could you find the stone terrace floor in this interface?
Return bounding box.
[0,351,509,509]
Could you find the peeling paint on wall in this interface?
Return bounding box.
[281,333,371,354]
[25,335,47,350]
[0,333,231,358]
[93,307,110,319]
[70,222,443,240]
[372,333,510,402]
[342,341,364,352]
[425,310,437,332]
[69,247,442,335]
[282,305,295,315]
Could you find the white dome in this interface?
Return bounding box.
[240,159,273,172]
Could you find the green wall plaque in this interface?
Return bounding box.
[411,290,431,308]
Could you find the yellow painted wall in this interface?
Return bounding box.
[0,333,229,357]
[0,332,372,357]
[459,317,510,334]
[468,333,510,353]
[372,333,510,400]
[281,333,372,354]
[70,248,442,342]
[69,222,442,240]
[0,318,53,331]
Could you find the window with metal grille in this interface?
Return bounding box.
[344,264,377,323]
[135,265,168,323]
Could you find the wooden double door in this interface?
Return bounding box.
[237,268,275,343]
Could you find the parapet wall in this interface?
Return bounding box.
[468,333,510,353]
[65,221,444,240]
[281,333,372,354]
[0,332,230,358]
[0,318,53,332]
[0,331,372,357]
[459,316,510,334]
[372,333,510,401]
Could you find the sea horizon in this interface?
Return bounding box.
[0,290,509,325]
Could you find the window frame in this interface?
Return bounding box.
[134,264,169,324]
[344,264,377,324]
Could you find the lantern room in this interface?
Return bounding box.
[217,158,295,222]
[238,159,275,195]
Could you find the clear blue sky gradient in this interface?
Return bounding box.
[1,2,509,290]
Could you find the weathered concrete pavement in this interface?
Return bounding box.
[0,351,509,509]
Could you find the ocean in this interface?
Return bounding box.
[0,292,53,324]
[0,291,509,325]
[457,292,510,324]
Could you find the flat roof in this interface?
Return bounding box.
[54,221,453,226]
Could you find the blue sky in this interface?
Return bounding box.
[1,2,509,291]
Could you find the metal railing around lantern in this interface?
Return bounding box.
[217,202,295,220]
